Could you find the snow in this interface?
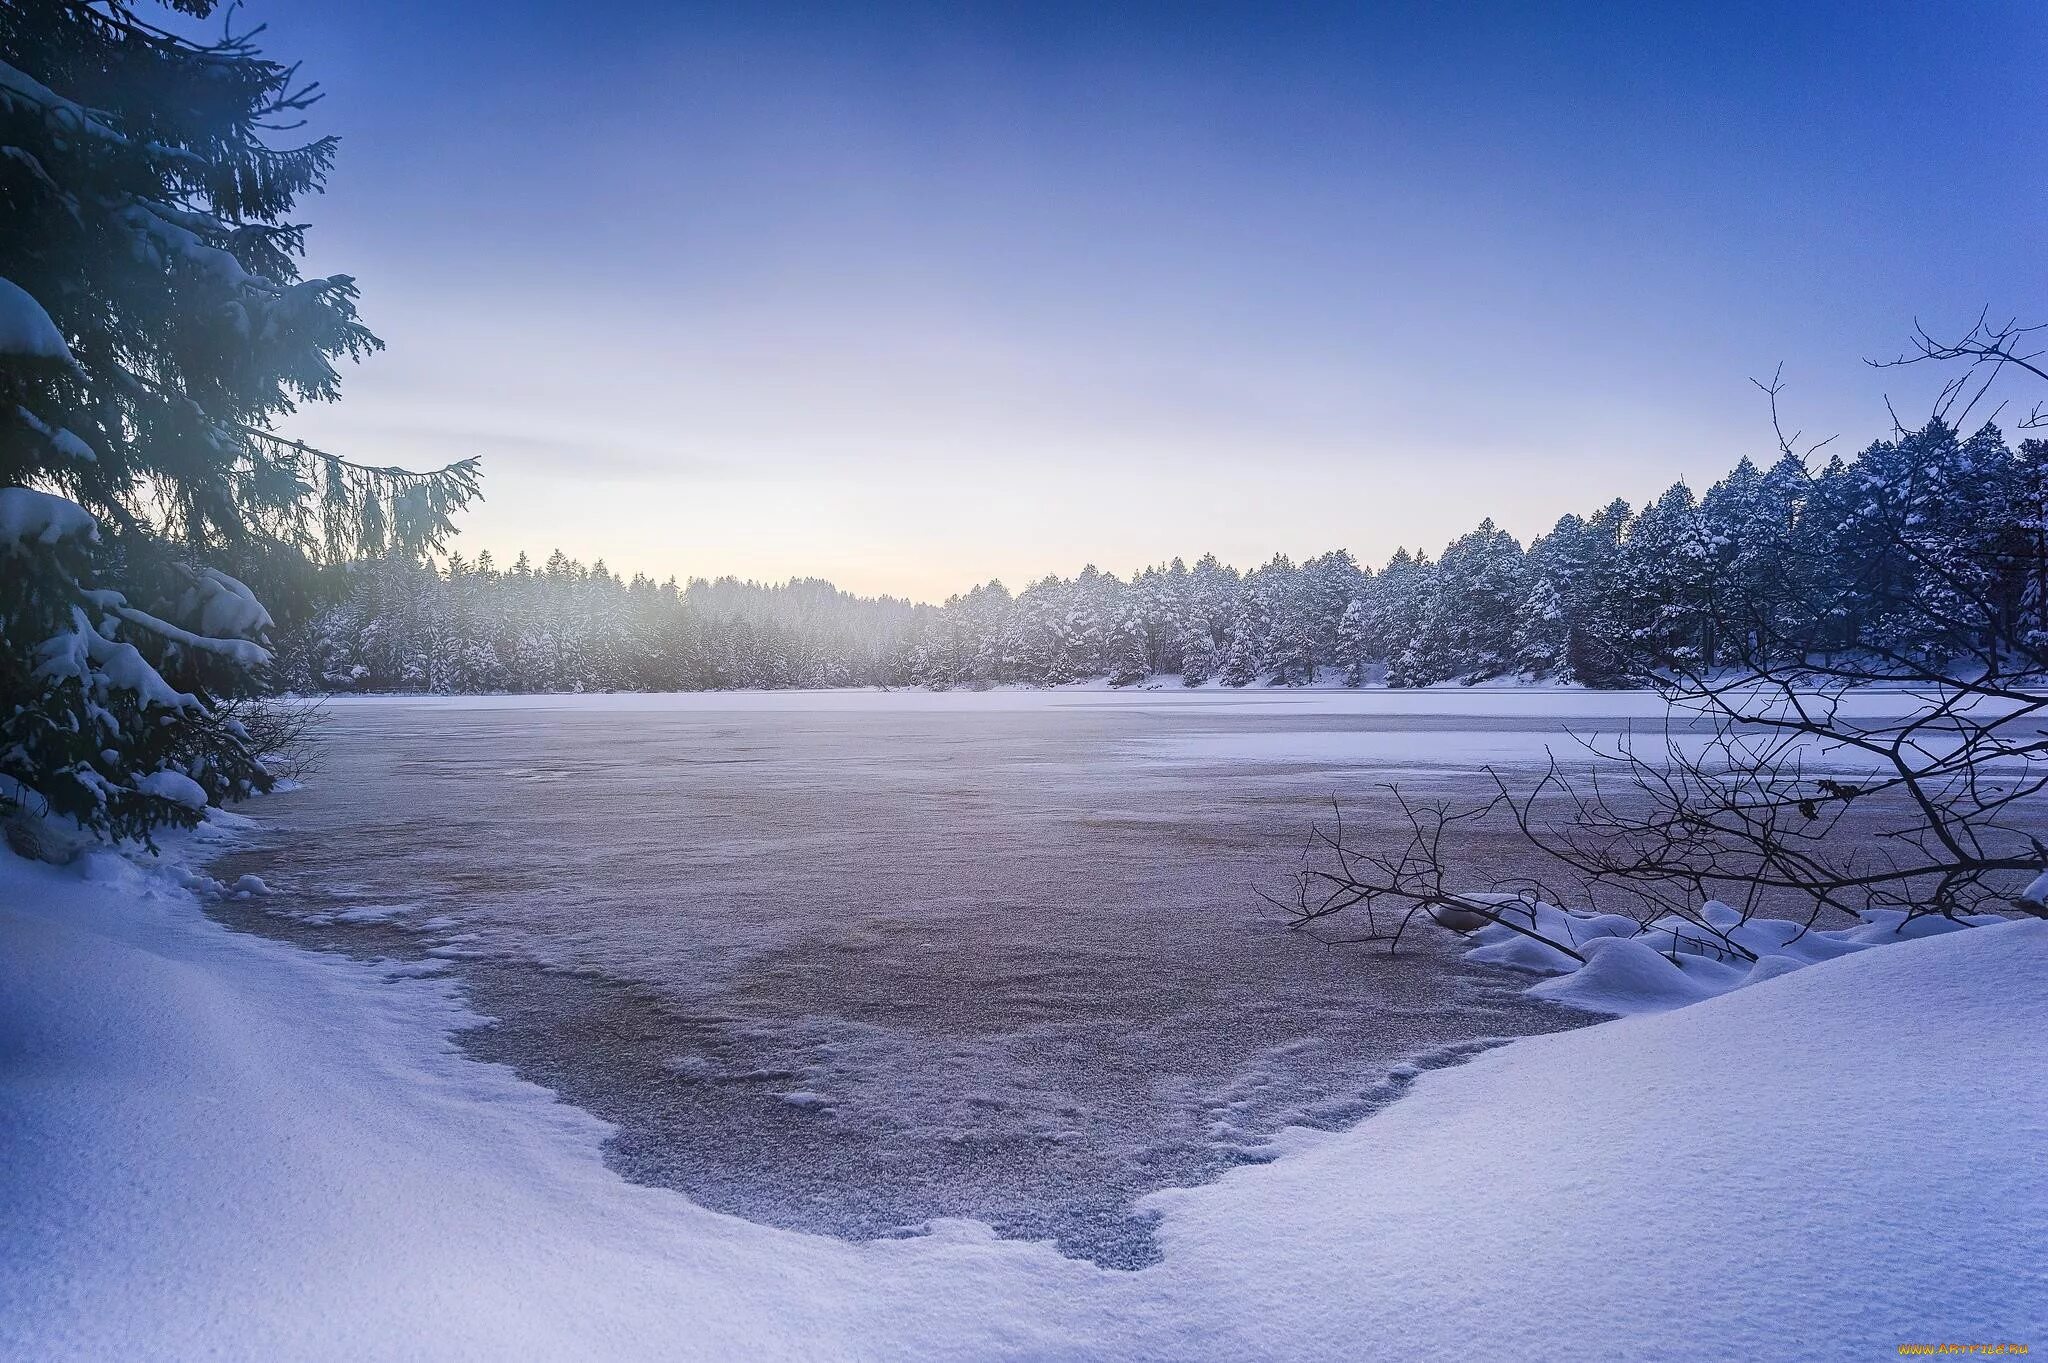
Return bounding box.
[13,406,96,462]
[3,834,2041,1360]
[0,59,131,155]
[96,597,273,668]
[330,903,415,924]
[186,567,274,642]
[1527,933,1730,1012]
[35,607,200,712]
[0,486,96,552]
[133,770,207,810]
[0,275,71,362]
[1473,897,2014,1016]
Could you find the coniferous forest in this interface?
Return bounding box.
[282,419,2048,694]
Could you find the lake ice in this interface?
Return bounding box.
[203,687,1872,1264]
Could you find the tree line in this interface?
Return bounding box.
[279,417,2048,694]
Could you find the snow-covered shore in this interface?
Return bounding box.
[3,834,2042,1361]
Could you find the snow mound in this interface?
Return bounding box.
[1460,898,1639,976]
[1527,934,1725,1013]
[1474,897,2016,1016]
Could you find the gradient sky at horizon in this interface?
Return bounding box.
[245,0,2045,600]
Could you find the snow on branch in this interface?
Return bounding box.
[0,486,97,551]
[0,275,75,364]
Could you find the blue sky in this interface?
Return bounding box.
[246,0,2046,597]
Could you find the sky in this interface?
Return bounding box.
[237,0,2047,600]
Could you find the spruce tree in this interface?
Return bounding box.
[1512,575,1567,678]
[1,3,479,843]
[1514,514,1584,678]
[1618,483,1713,672]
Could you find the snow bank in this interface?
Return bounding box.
[2,841,2040,1360]
[1137,913,2047,1361]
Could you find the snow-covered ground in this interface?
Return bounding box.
[4,827,2041,1361]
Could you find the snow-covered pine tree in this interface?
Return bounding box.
[1261,565,1316,687]
[1189,552,1240,649]
[1064,565,1111,677]
[1007,577,1058,683]
[1334,598,1370,687]
[1218,581,1271,687]
[1618,483,1714,672]
[1746,453,1816,661]
[2011,439,2048,656]
[1400,520,1524,684]
[1241,555,1314,686]
[1514,514,1582,679]
[1,3,479,844]
[1299,549,1367,667]
[1105,608,1148,687]
[1563,498,1635,686]
[1366,548,1431,668]
[1388,597,1450,687]
[1149,558,1191,674]
[1176,611,1214,687]
[1512,574,1566,679]
[1827,420,2019,665]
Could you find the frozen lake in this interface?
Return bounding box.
[206,687,1760,1265]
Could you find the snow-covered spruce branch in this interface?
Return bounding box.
[1,1,492,845]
